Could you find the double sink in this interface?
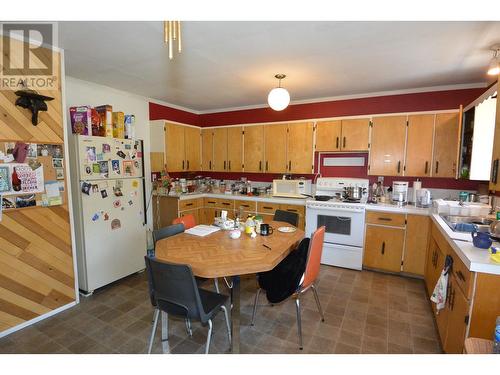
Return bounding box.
[441,215,493,233]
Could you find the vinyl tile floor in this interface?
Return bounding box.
[0,266,442,354]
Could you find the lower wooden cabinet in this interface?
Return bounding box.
[363,225,405,272]
[403,215,430,276]
[442,275,469,354]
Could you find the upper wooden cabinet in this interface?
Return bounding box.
[264,124,288,173]
[288,122,314,174]
[315,119,369,152]
[213,128,228,171]
[184,126,201,171]
[405,114,434,177]
[433,112,460,178]
[369,116,407,176]
[201,129,213,171]
[316,120,342,151]
[243,125,265,172]
[227,127,243,172]
[165,122,186,172]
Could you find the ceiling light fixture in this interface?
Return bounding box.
[164,21,182,60]
[487,47,500,76]
[268,74,290,111]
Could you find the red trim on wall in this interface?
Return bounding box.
[149,102,200,126]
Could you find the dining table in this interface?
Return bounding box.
[154,221,304,353]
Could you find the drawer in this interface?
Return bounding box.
[203,197,219,207]
[366,211,406,227]
[234,200,256,212]
[217,199,234,210]
[257,202,281,215]
[179,198,202,211]
[279,204,305,217]
[446,247,473,299]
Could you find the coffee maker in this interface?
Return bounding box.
[392,181,409,206]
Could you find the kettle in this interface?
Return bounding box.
[416,189,432,208]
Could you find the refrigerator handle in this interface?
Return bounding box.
[138,139,147,226]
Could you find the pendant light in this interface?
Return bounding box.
[487,47,500,76]
[164,21,182,60]
[268,74,290,111]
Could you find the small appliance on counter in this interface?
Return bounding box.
[392,181,408,206]
[415,188,432,208]
[273,179,312,198]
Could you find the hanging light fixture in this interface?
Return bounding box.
[487,46,500,75]
[164,21,182,60]
[268,74,290,111]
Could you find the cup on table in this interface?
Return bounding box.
[260,223,273,236]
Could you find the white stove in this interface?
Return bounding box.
[306,177,369,270]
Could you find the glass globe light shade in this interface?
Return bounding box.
[267,87,290,111]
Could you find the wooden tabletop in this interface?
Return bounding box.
[155,221,304,278]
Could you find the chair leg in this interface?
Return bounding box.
[221,305,232,346]
[250,288,261,326]
[185,318,193,337]
[205,319,213,354]
[214,278,220,293]
[295,297,303,350]
[147,309,160,354]
[161,311,170,354]
[311,284,325,322]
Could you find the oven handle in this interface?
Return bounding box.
[334,216,353,221]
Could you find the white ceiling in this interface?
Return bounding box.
[58,21,500,113]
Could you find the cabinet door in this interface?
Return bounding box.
[443,276,469,354]
[213,128,228,172]
[425,237,445,297]
[315,120,341,151]
[201,129,213,171]
[363,225,405,272]
[405,114,434,177]
[165,122,185,172]
[287,122,313,174]
[244,125,264,172]
[264,123,288,173]
[403,214,430,276]
[227,126,243,172]
[369,116,406,176]
[433,112,460,178]
[184,126,200,171]
[341,118,370,151]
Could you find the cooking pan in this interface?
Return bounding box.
[300,194,332,201]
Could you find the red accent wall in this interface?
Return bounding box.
[149,102,200,126]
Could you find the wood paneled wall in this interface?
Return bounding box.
[0,36,75,334]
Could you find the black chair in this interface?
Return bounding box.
[273,209,299,227]
[145,256,231,354]
[152,223,185,247]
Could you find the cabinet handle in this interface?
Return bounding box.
[378,217,392,221]
[446,284,452,308]
[185,203,193,207]
[435,161,439,174]
[343,136,346,148]
[266,161,269,171]
[259,161,262,171]
[456,270,466,282]
[450,286,456,311]
[336,137,339,149]
[424,161,428,175]
[287,209,298,212]
[241,204,250,208]
[222,202,231,206]
[209,160,212,170]
[224,160,226,170]
[289,161,292,171]
[397,161,401,174]
[187,160,189,169]
[381,241,385,255]
[182,160,185,170]
[263,206,273,210]
[208,201,216,204]
[228,160,231,170]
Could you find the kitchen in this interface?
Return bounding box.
[1,11,500,371]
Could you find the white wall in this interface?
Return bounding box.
[64,76,154,229]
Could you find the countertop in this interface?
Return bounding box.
[365,202,431,216]
[156,192,308,206]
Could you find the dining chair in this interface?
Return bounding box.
[172,214,196,230]
[152,223,185,248]
[251,226,326,350]
[273,209,299,227]
[144,256,231,354]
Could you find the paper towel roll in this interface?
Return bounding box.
[413,180,422,204]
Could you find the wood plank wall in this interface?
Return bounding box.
[0,36,75,334]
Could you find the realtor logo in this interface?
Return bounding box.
[1,22,57,90]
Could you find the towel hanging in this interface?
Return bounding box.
[430,255,453,313]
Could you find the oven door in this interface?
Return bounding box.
[306,207,365,247]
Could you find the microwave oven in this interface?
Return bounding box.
[272,179,312,198]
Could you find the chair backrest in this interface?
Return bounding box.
[301,226,325,289]
[152,223,185,247]
[172,214,196,229]
[273,209,299,227]
[144,256,208,322]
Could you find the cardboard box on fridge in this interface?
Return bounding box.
[112,111,125,139]
[95,105,113,138]
[69,106,91,135]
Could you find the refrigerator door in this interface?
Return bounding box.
[79,177,146,292]
[77,135,143,181]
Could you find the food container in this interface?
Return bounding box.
[95,105,113,137]
[112,111,125,139]
[70,106,91,135]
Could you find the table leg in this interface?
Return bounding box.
[231,275,240,354]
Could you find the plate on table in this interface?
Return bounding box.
[278,226,297,233]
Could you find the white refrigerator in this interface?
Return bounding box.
[70,135,147,294]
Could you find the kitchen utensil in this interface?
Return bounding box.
[343,186,365,200]
[468,193,479,202]
[314,195,332,201]
[260,224,273,236]
[277,226,297,233]
[471,231,492,249]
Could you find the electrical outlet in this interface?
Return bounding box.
[377,176,384,183]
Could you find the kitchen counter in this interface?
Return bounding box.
[156,191,308,206]
[365,202,431,216]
